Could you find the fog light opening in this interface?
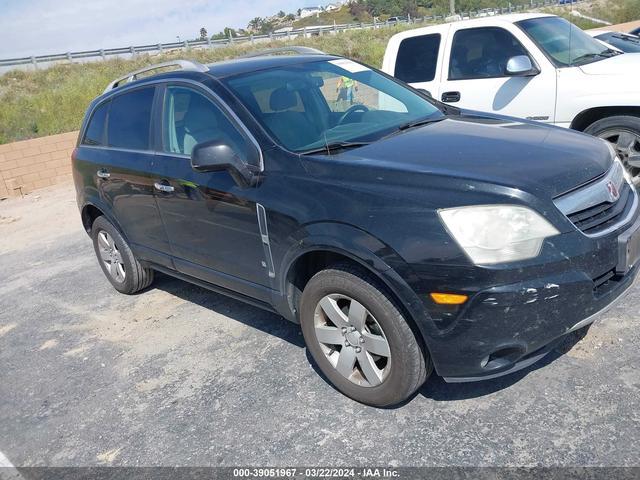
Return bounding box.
[483,346,526,370]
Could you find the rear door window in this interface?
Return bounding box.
[395,34,441,83]
[107,87,155,150]
[82,101,109,146]
[449,27,529,80]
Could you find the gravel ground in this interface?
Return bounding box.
[0,184,639,468]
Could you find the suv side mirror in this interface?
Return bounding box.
[505,55,539,77]
[191,139,255,187]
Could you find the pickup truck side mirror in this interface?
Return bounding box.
[417,88,432,98]
[505,55,540,77]
[190,139,255,187]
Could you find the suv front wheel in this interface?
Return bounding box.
[91,216,154,294]
[300,264,430,406]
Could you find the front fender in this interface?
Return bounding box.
[276,222,433,338]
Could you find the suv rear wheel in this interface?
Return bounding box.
[91,216,154,294]
[299,264,430,406]
[585,115,640,181]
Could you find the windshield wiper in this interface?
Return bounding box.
[397,116,446,131]
[572,50,618,64]
[300,141,370,155]
[380,116,446,140]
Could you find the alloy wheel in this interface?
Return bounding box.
[597,128,640,181]
[313,294,391,387]
[97,230,126,283]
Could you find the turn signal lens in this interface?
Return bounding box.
[430,293,468,305]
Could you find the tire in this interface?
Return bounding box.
[91,216,154,294]
[299,264,431,407]
[584,115,640,179]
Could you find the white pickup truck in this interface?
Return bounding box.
[382,13,640,177]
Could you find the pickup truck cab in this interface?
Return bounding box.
[382,14,640,179]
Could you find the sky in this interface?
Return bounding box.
[0,0,311,58]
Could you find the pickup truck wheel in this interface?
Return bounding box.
[299,264,430,407]
[585,116,640,181]
[91,216,154,294]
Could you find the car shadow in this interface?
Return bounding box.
[151,272,305,349]
[151,272,592,405]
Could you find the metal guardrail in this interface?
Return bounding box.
[0,0,579,70]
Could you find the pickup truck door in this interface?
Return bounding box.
[437,23,556,123]
[384,24,450,99]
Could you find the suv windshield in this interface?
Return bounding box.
[517,16,619,67]
[223,59,443,153]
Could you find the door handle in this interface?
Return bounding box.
[97,169,110,179]
[154,181,175,193]
[441,91,461,103]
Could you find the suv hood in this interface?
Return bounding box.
[336,114,611,199]
[579,52,640,75]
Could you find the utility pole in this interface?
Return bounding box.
[450,0,455,15]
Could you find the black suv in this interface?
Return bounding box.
[73,48,640,406]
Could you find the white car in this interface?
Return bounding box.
[382,13,640,178]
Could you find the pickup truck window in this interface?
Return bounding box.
[449,27,530,80]
[225,59,442,152]
[82,101,109,146]
[517,16,614,67]
[395,34,441,83]
[162,86,253,163]
[107,87,155,150]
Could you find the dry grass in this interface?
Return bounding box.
[1,0,637,145]
[0,24,421,144]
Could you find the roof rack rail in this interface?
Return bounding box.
[239,46,327,58]
[103,59,208,93]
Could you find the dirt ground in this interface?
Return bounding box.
[0,183,639,467]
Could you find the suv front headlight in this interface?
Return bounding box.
[438,205,559,265]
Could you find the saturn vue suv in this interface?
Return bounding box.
[72,48,640,406]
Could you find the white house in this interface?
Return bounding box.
[300,6,322,18]
[325,3,340,12]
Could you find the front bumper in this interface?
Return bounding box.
[442,271,636,382]
[416,213,640,382]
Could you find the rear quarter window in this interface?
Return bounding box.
[107,87,155,150]
[82,101,109,146]
[394,34,441,83]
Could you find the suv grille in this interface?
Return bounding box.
[555,161,638,237]
[568,181,634,235]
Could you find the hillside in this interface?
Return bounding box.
[0,24,419,144]
[292,9,361,28]
[0,0,636,144]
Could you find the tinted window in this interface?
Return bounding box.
[395,34,441,83]
[449,27,529,79]
[163,86,254,164]
[107,87,155,150]
[596,32,640,53]
[82,101,109,146]
[517,17,612,66]
[225,60,442,152]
